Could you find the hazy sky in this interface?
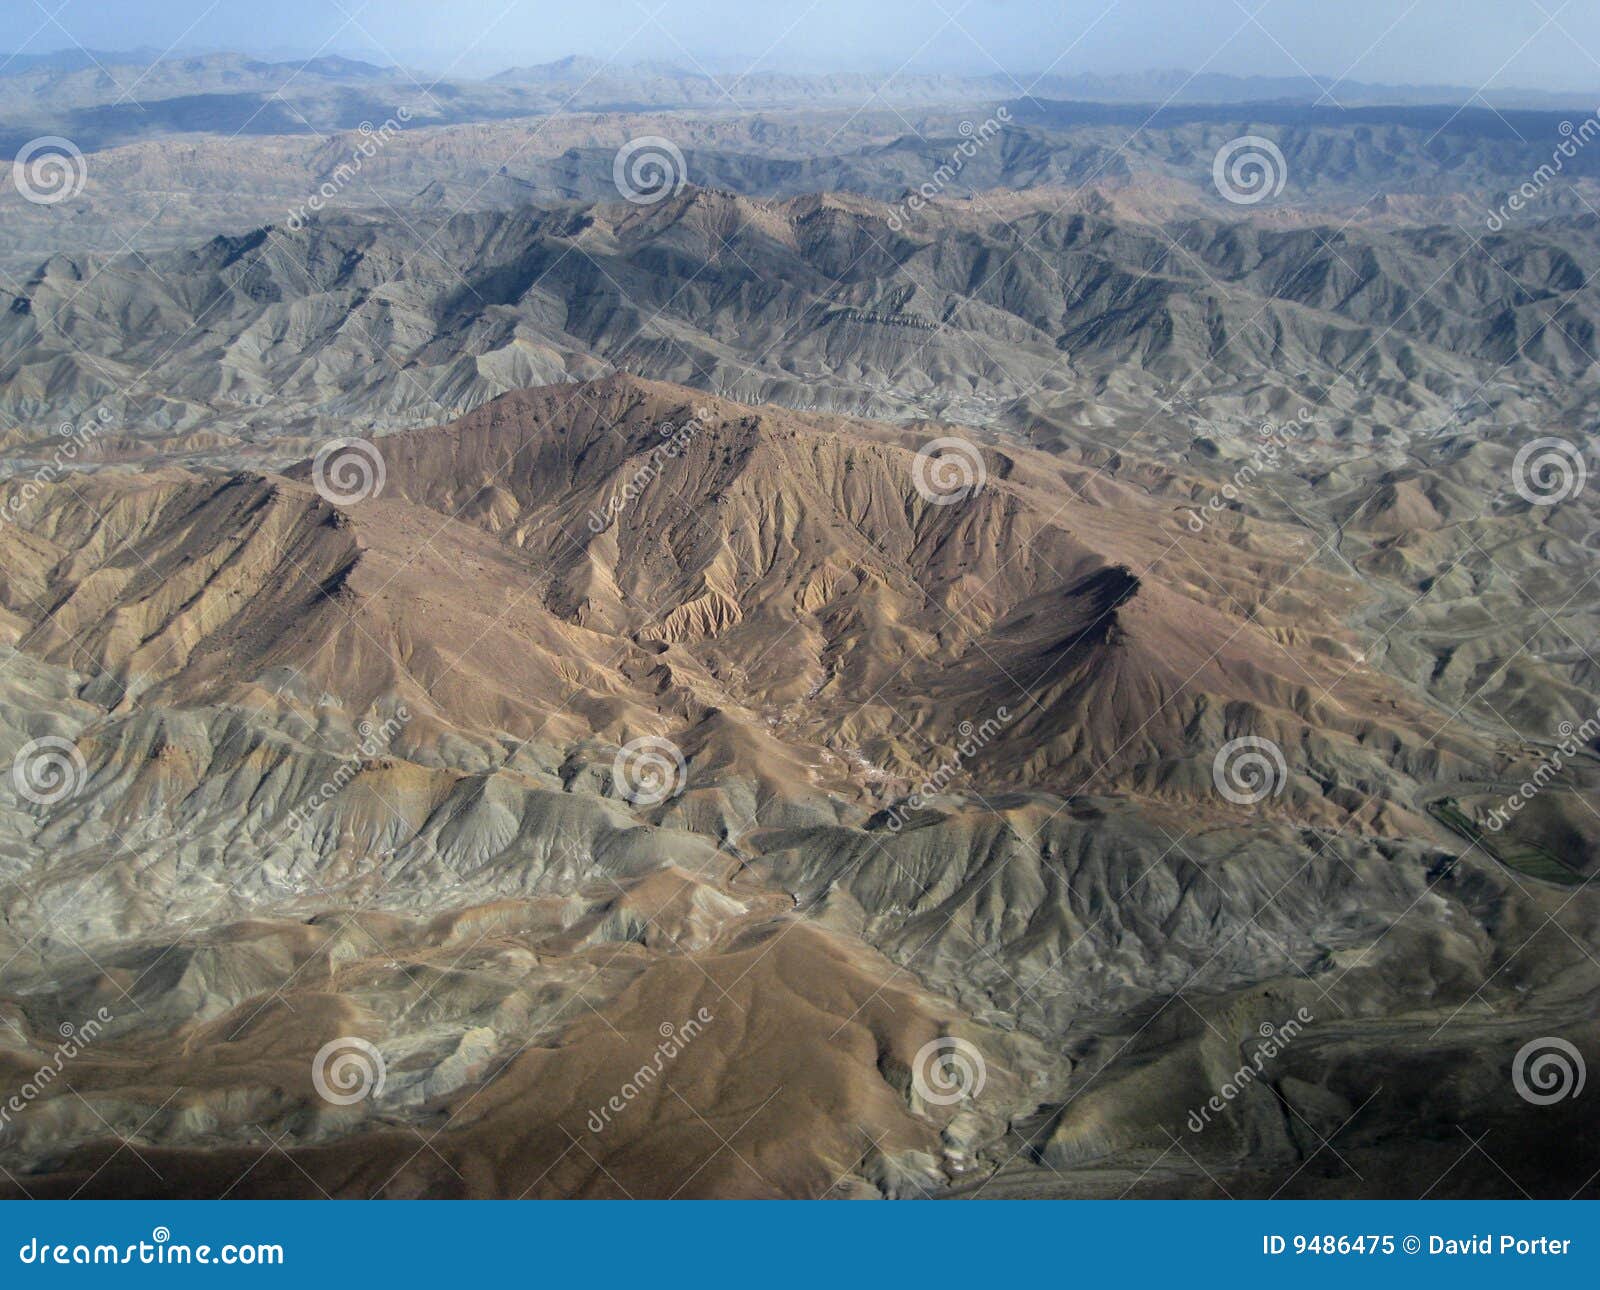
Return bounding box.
[6,0,1600,90]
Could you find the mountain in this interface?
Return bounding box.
[5,187,1597,443]
[0,375,1594,1197]
[3,186,1596,754]
[6,90,1600,274]
[1,48,1598,1202]
[6,50,1596,115]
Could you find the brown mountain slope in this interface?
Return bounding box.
[0,377,1592,1200]
[0,375,1491,832]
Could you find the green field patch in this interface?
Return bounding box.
[1428,799,1588,886]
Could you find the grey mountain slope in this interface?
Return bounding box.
[3,191,1596,447]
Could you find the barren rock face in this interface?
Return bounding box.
[0,52,1597,1200]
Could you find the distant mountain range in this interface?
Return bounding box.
[1,48,1596,112]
